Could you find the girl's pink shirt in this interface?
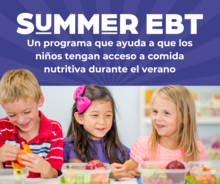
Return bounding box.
[130,136,206,163]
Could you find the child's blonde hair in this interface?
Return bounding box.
[148,85,199,162]
[0,69,42,105]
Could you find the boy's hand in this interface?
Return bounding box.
[0,144,20,162]
[18,153,51,175]
[110,163,128,181]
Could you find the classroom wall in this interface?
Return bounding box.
[0,86,219,149]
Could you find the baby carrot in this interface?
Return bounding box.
[202,179,209,184]
[209,177,215,184]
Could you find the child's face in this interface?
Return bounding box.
[151,95,182,139]
[76,100,113,140]
[2,96,44,134]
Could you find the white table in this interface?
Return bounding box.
[25,178,138,184]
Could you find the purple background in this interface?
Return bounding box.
[0,0,220,85]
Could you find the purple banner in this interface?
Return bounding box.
[0,0,220,85]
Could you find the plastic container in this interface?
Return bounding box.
[188,161,220,184]
[138,161,188,184]
[61,163,111,184]
[0,168,29,184]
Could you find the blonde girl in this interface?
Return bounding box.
[128,85,205,176]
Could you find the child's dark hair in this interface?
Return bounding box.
[66,84,126,163]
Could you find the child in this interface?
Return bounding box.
[0,69,63,178]
[128,85,205,174]
[64,84,130,180]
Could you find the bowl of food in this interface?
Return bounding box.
[188,161,220,184]
[138,160,188,184]
[0,168,29,184]
[61,160,111,184]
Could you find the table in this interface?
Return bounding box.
[25,178,138,184]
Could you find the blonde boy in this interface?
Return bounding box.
[0,69,63,178]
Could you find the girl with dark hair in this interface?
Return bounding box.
[63,84,130,180]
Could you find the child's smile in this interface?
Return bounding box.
[2,97,43,136]
[18,120,31,129]
[155,122,166,129]
[96,128,106,131]
[151,95,182,139]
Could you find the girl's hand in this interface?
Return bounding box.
[0,144,20,162]
[110,163,128,181]
[18,153,57,178]
[126,167,140,178]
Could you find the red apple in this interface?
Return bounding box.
[166,160,185,182]
[86,160,104,170]
[166,160,185,170]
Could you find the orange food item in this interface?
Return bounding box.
[159,166,166,169]
[202,179,209,184]
[123,159,132,169]
[22,144,32,153]
[17,150,27,163]
[202,167,212,171]
[91,167,106,181]
[91,174,104,183]
[65,168,77,178]
[14,162,25,169]
[205,174,211,180]
[194,174,203,181]
[101,177,109,184]
[15,144,32,169]
[209,177,215,184]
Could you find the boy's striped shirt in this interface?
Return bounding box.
[0,111,63,178]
